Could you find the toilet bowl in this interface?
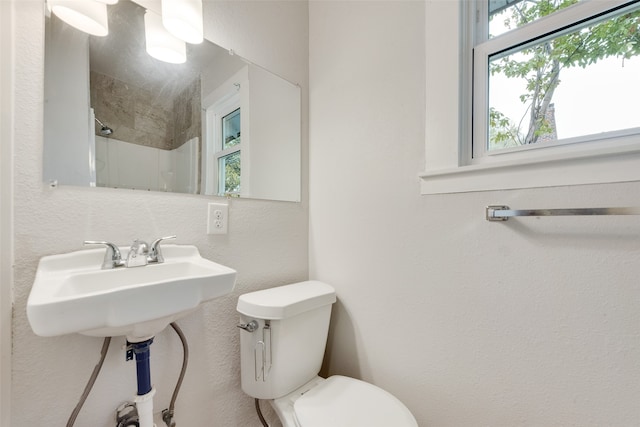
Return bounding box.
[272,375,417,427]
[237,281,417,427]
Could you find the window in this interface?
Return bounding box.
[202,69,247,198]
[420,0,640,194]
[473,0,640,162]
[217,107,241,195]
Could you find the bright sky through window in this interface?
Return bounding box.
[486,1,640,151]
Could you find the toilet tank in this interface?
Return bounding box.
[237,281,337,399]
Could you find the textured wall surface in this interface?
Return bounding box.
[173,79,201,151]
[0,1,14,424]
[91,71,202,151]
[10,1,307,426]
[309,1,640,426]
[91,70,176,150]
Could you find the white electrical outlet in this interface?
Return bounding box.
[207,202,228,234]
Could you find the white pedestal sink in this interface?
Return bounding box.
[27,243,236,427]
[27,244,236,340]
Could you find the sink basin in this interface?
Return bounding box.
[27,245,236,339]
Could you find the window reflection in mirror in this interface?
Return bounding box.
[219,107,242,196]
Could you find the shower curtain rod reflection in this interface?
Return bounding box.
[486,205,640,222]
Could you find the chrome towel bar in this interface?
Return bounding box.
[486,205,640,222]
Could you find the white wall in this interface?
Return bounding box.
[9,1,308,426]
[309,2,640,426]
[0,1,14,424]
[43,15,93,186]
[248,65,301,202]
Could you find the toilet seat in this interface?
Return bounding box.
[292,376,417,427]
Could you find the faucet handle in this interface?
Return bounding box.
[83,240,123,269]
[149,235,176,263]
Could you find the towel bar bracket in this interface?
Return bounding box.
[486,205,511,222]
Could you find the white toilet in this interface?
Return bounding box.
[237,280,418,427]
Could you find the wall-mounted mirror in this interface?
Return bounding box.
[43,0,301,202]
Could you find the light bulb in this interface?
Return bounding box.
[161,0,203,44]
[49,0,109,36]
[144,9,187,64]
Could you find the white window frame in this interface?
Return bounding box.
[201,67,250,197]
[420,0,640,194]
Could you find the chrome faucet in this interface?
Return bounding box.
[126,239,149,267]
[84,235,176,269]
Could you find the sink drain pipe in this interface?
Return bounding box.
[128,338,156,427]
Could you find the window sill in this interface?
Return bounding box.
[419,144,640,195]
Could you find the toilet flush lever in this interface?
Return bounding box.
[237,320,259,333]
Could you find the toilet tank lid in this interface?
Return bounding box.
[237,280,336,320]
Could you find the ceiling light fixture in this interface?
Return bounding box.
[144,9,187,64]
[48,0,109,36]
[160,0,203,44]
